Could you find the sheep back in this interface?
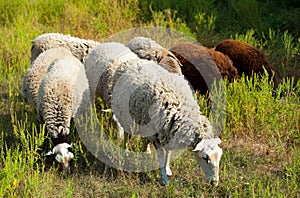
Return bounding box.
[215,39,279,87]
[170,42,221,94]
[37,55,88,138]
[111,59,212,150]
[21,47,73,106]
[84,42,139,104]
[204,47,239,81]
[127,37,182,74]
[31,33,100,63]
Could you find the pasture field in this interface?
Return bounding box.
[0,0,299,197]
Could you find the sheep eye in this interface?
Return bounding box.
[202,155,209,163]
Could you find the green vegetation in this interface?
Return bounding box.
[0,0,299,197]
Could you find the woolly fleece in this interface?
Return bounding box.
[84,42,139,104]
[37,55,89,138]
[111,58,213,150]
[170,42,221,94]
[31,33,99,63]
[21,47,73,107]
[127,37,182,74]
[215,39,279,87]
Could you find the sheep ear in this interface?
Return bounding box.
[45,150,54,156]
[215,138,222,145]
[61,142,72,149]
[55,154,63,163]
[67,152,74,160]
[192,140,204,152]
[207,138,222,147]
[192,138,222,152]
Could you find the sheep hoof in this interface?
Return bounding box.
[160,177,169,186]
[160,167,169,185]
[166,167,172,176]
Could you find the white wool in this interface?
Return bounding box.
[84,42,139,103]
[31,33,100,63]
[110,59,212,150]
[21,47,72,106]
[84,41,213,148]
[37,55,89,138]
[127,37,182,74]
[84,43,221,185]
[127,36,163,57]
[21,47,73,107]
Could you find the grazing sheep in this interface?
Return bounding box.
[170,42,225,94]
[111,59,222,185]
[31,33,100,63]
[21,47,73,107]
[215,39,279,87]
[127,37,182,74]
[37,55,90,172]
[85,43,223,185]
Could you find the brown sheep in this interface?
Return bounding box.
[170,42,238,94]
[215,39,279,87]
[205,47,239,81]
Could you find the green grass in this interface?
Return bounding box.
[0,0,299,197]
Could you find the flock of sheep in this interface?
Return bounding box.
[21,32,278,185]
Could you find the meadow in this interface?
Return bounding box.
[0,0,299,197]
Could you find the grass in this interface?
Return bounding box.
[0,0,299,197]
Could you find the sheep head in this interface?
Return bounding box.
[192,138,222,186]
[46,143,74,174]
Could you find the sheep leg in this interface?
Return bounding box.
[112,114,124,138]
[165,150,172,176]
[156,147,169,185]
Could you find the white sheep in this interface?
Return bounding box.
[112,59,222,185]
[31,33,100,63]
[84,42,139,103]
[37,55,90,172]
[127,37,182,74]
[21,47,73,107]
[84,42,139,140]
[84,44,222,185]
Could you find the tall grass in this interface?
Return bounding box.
[224,71,299,143]
[139,0,300,79]
[139,0,300,38]
[0,0,299,197]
